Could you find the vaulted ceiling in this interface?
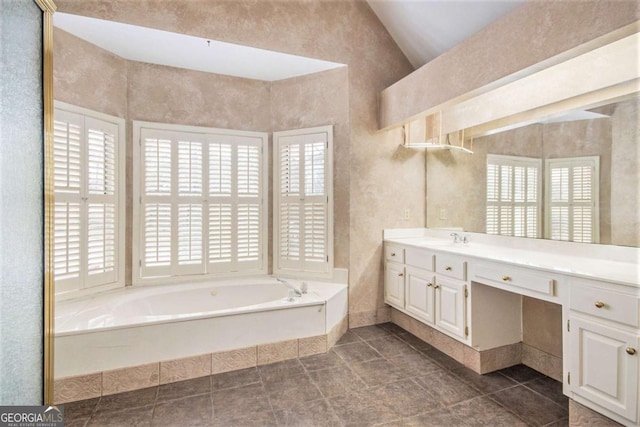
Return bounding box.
[367,0,526,69]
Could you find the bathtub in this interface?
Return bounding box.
[55,276,348,378]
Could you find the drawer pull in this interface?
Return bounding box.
[434,285,440,289]
[427,283,433,287]
[445,266,452,271]
[502,275,511,282]
[398,273,404,277]
[594,301,605,308]
[626,347,637,355]
[391,252,396,257]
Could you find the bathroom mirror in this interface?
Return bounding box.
[425,94,639,247]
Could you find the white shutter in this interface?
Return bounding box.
[545,157,599,243]
[236,142,261,269]
[486,155,541,238]
[54,104,124,294]
[54,110,83,291]
[135,123,267,281]
[274,126,333,276]
[175,138,205,275]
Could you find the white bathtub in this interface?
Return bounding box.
[55,276,348,378]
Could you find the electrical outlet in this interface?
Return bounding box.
[439,209,446,220]
[403,209,410,220]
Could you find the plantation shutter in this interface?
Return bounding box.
[53,106,122,292]
[54,110,83,290]
[274,126,332,275]
[545,157,599,243]
[137,125,266,280]
[486,155,541,238]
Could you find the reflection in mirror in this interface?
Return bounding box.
[426,96,639,247]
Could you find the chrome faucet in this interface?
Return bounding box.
[277,278,302,297]
[451,232,471,244]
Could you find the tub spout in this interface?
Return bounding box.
[277,278,302,297]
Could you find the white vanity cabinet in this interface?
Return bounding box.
[384,243,468,342]
[568,279,640,425]
[384,244,405,310]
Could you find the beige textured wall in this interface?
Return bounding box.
[53,28,127,118]
[522,297,563,359]
[379,0,640,128]
[611,98,640,247]
[55,0,419,321]
[426,118,615,244]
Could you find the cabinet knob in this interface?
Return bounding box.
[626,347,637,355]
[502,275,511,282]
[391,252,396,257]
[398,272,404,277]
[434,285,440,289]
[427,283,433,287]
[445,266,452,271]
[594,301,605,308]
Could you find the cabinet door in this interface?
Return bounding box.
[406,266,435,324]
[384,261,405,309]
[570,316,638,423]
[435,276,467,339]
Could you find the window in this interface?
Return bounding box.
[133,122,268,282]
[545,156,599,243]
[53,102,125,295]
[274,126,333,277]
[486,155,541,238]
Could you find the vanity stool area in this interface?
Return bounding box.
[383,228,640,426]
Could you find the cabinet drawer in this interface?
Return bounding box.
[474,262,556,296]
[435,253,467,281]
[571,285,639,327]
[385,245,405,263]
[406,247,435,271]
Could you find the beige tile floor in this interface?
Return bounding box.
[62,323,569,426]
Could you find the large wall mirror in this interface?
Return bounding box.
[426,94,639,247]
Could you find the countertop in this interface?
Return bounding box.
[384,236,640,288]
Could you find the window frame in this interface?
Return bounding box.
[132,120,269,285]
[544,156,600,243]
[273,125,334,278]
[53,101,126,299]
[486,154,542,238]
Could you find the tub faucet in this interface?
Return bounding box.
[277,278,302,297]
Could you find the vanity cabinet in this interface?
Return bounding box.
[384,261,405,310]
[384,243,468,342]
[568,279,640,425]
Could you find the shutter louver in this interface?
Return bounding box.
[209,203,232,264]
[54,202,81,283]
[144,203,172,273]
[54,117,82,193]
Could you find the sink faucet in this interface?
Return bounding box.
[450,233,471,244]
[277,278,302,297]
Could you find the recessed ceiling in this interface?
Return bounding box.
[367,0,526,69]
[53,12,345,82]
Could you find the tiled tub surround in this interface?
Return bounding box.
[61,324,570,427]
[383,228,639,426]
[54,277,348,403]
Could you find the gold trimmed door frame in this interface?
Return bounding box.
[35,0,56,406]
